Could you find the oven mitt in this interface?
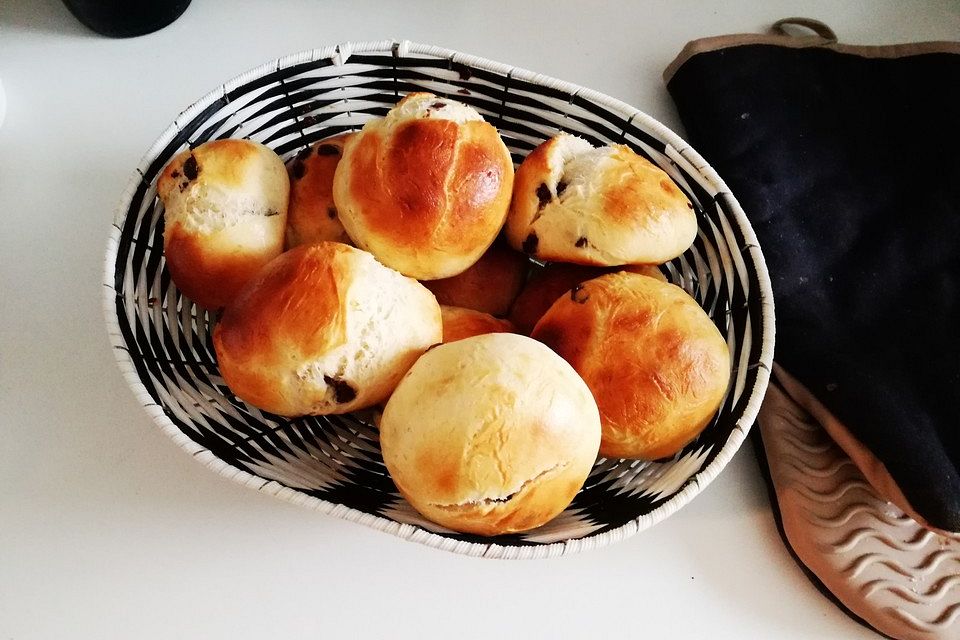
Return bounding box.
[755,365,960,640]
[665,19,960,533]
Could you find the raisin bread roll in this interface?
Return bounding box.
[158,139,289,310]
[285,134,353,248]
[506,134,696,266]
[213,242,441,417]
[532,272,729,460]
[380,334,600,536]
[333,93,514,280]
[157,140,290,309]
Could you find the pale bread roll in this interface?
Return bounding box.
[158,139,289,309]
[423,243,528,317]
[509,263,666,335]
[505,133,696,266]
[213,242,441,417]
[285,134,353,249]
[333,93,514,280]
[380,333,601,536]
[440,305,514,343]
[532,272,730,460]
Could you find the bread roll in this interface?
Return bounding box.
[424,243,528,316]
[380,333,600,536]
[213,242,441,417]
[505,133,696,266]
[333,92,514,280]
[440,305,514,343]
[509,263,666,335]
[158,139,289,309]
[285,134,353,248]
[532,272,730,460]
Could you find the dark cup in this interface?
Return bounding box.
[61,0,192,38]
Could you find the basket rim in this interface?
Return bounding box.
[101,39,776,560]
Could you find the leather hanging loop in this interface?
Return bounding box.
[772,17,838,43]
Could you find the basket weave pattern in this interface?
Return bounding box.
[103,41,775,558]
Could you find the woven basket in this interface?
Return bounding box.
[103,40,775,559]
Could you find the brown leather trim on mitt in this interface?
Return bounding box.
[664,29,960,84]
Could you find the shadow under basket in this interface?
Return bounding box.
[102,40,775,559]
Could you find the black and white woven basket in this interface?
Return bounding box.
[103,40,775,559]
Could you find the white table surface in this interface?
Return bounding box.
[2,1,958,638]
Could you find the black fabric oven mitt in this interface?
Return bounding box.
[665,19,960,532]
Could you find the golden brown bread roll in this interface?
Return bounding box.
[509,263,666,335]
[423,243,528,316]
[531,272,730,460]
[332,93,515,280]
[440,305,515,343]
[380,333,600,536]
[212,242,441,417]
[285,134,353,249]
[158,139,289,309]
[505,133,696,266]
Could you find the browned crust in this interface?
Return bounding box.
[600,146,690,225]
[285,134,352,248]
[212,244,346,411]
[532,272,730,460]
[424,243,528,316]
[443,131,513,245]
[440,306,515,343]
[163,226,279,309]
[159,139,271,197]
[511,263,607,335]
[361,119,456,244]
[339,116,513,272]
[509,263,665,335]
